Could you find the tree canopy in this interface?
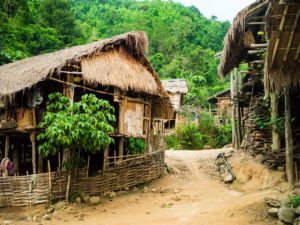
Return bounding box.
[0,0,230,106]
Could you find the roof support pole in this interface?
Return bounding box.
[271,5,289,67]
[271,92,281,151]
[284,6,300,62]
[30,131,37,174]
[4,135,9,158]
[284,85,295,190]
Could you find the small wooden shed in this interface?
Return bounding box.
[161,79,188,128]
[207,89,231,125]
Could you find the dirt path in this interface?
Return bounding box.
[0,149,282,225]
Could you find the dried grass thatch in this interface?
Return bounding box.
[81,47,158,94]
[218,0,268,77]
[0,31,163,96]
[161,79,188,94]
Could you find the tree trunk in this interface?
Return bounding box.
[271,92,281,150]
[47,160,52,201]
[284,86,295,190]
[66,170,71,202]
[86,155,90,178]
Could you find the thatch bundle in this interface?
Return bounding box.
[218,0,268,77]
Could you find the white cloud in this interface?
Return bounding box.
[173,0,254,21]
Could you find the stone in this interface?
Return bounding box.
[215,158,225,167]
[132,187,139,192]
[223,173,234,184]
[268,208,279,217]
[82,195,90,203]
[46,207,55,214]
[219,165,226,174]
[104,191,116,199]
[32,214,42,222]
[3,221,12,225]
[75,197,81,204]
[294,217,300,225]
[264,197,281,208]
[151,188,157,193]
[42,215,51,221]
[159,187,165,193]
[174,189,180,194]
[143,186,149,193]
[278,207,296,224]
[281,199,290,208]
[53,201,68,210]
[89,196,100,205]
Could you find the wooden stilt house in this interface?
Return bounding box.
[219,0,300,189]
[0,31,172,207]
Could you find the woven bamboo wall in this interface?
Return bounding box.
[0,150,165,207]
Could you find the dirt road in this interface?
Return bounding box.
[1,149,282,225]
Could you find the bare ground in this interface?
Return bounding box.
[0,148,285,225]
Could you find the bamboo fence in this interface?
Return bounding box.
[0,150,165,207]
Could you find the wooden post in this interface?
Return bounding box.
[102,145,109,173]
[284,86,295,189]
[118,138,124,161]
[271,92,281,151]
[86,155,90,178]
[13,142,19,175]
[47,160,52,198]
[4,135,9,158]
[231,70,238,149]
[30,131,36,174]
[38,155,43,174]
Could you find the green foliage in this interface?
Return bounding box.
[126,137,146,155]
[216,124,232,148]
[289,195,300,208]
[37,93,116,162]
[0,0,230,106]
[176,123,203,150]
[166,134,180,149]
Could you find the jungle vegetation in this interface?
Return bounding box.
[0,0,230,106]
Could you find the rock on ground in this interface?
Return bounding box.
[89,196,100,205]
[278,207,296,224]
[268,208,279,217]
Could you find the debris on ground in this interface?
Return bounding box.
[214,152,235,184]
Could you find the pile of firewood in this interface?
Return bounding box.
[243,96,272,157]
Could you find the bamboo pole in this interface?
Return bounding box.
[30,131,37,174]
[47,160,52,200]
[284,86,295,190]
[271,92,281,151]
[4,135,9,158]
[118,138,124,161]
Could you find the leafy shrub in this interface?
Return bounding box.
[166,134,180,149]
[216,123,232,148]
[176,123,203,150]
[126,137,146,155]
[289,195,300,208]
[198,112,216,136]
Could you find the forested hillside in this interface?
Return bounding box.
[0,0,230,106]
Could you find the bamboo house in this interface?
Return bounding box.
[219,0,300,189]
[0,31,173,207]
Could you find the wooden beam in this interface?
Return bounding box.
[271,5,289,68]
[250,43,268,48]
[284,6,300,62]
[246,22,266,25]
[248,49,265,55]
[58,71,83,75]
[284,86,295,190]
[271,92,281,150]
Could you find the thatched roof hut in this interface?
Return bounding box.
[161,79,188,94]
[218,0,268,77]
[0,31,167,98]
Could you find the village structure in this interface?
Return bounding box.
[0,31,173,207]
[2,0,300,224]
[219,0,300,189]
[161,79,188,128]
[207,88,231,125]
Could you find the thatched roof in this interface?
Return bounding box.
[0,31,166,97]
[265,0,300,93]
[161,79,188,94]
[218,0,268,77]
[207,88,231,103]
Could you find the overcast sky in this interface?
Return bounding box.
[174,0,254,21]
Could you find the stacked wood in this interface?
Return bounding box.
[243,95,272,157]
